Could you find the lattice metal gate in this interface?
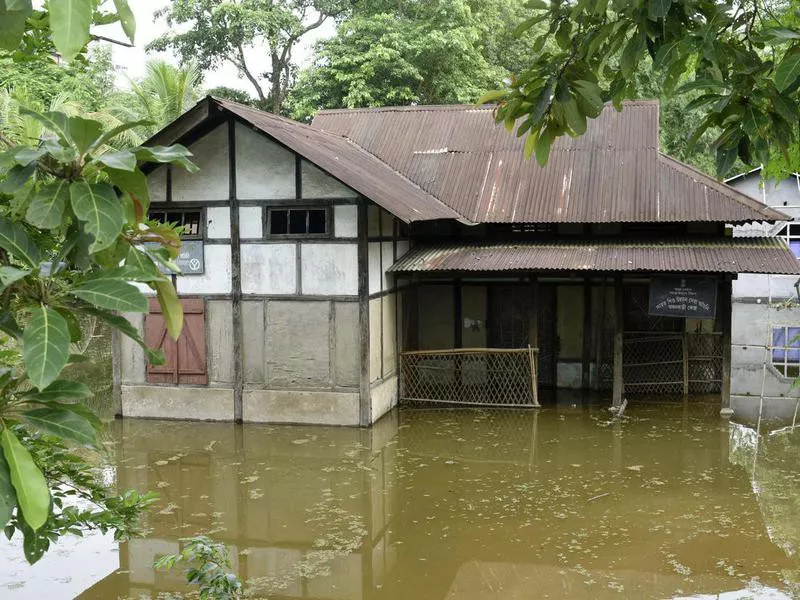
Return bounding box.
[400,348,540,407]
[622,332,723,395]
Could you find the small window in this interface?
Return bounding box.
[268,208,328,236]
[771,326,800,377]
[149,208,203,240]
[777,223,800,259]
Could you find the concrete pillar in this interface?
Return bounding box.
[612,277,624,408]
[720,278,733,414]
[582,281,592,389]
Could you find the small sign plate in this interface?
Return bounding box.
[143,240,205,276]
[648,277,717,319]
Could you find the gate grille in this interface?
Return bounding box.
[400,348,539,407]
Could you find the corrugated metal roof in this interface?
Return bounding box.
[389,238,800,275]
[313,102,787,224]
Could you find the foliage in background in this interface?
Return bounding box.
[154,536,243,600]
[0,0,192,564]
[149,0,351,114]
[482,0,799,177]
[286,0,535,121]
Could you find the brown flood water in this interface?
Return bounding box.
[2,400,800,599]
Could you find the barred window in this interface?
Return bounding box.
[149,208,203,240]
[771,326,800,377]
[267,208,327,236]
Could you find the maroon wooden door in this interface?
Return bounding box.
[145,298,208,385]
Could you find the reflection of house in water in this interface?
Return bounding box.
[79,408,798,599]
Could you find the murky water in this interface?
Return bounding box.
[2,400,800,599]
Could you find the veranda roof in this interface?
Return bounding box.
[389,238,800,275]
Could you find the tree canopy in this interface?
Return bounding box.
[287,0,534,120]
[149,0,350,113]
[483,0,800,178]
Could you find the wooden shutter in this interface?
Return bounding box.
[145,298,208,385]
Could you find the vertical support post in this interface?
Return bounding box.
[358,200,371,426]
[228,119,244,422]
[528,345,540,407]
[454,281,463,348]
[612,276,624,408]
[528,278,539,352]
[720,278,733,411]
[594,279,607,389]
[582,281,592,389]
[682,331,690,395]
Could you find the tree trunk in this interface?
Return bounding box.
[271,52,283,114]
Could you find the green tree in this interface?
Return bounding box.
[109,59,202,141]
[484,0,800,177]
[287,0,533,120]
[0,0,191,563]
[148,0,351,114]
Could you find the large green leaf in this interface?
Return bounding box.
[21,523,49,564]
[26,180,69,230]
[112,0,135,42]
[0,449,15,528]
[0,266,30,291]
[25,400,101,430]
[23,407,97,447]
[0,428,49,531]
[134,145,198,172]
[0,217,40,268]
[0,163,34,193]
[23,306,71,390]
[25,379,93,402]
[67,116,104,155]
[93,265,166,283]
[71,278,148,312]
[79,305,166,366]
[48,0,92,60]
[776,50,800,92]
[91,120,150,153]
[18,109,70,143]
[648,0,671,18]
[0,1,31,51]
[153,279,183,340]
[69,182,125,253]
[96,151,136,171]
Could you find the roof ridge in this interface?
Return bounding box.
[658,153,788,221]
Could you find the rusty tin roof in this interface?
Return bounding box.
[313,102,786,224]
[389,238,800,275]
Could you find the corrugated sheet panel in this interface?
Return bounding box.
[215,99,464,223]
[389,238,800,275]
[313,102,786,224]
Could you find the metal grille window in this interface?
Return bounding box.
[149,208,203,239]
[268,208,328,236]
[771,326,800,377]
[776,223,800,258]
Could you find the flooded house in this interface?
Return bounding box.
[726,167,800,420]
[113,97,800,425]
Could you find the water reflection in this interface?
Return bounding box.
[2,402,799,599]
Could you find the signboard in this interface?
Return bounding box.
[143,240,205,276]
[648,277,717,319]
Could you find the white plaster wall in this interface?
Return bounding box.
[734,273,800,301]
[148,166,167,203]
[206,206,231,239]
[380,209,394,236]
[235,123,295,199]
[301,160,358,199]
[242,243,296,295]
[381,241,394,291]
[334,205,358,238]
[396,239,410,259]
[369,297,381,382]
[239,206,263,239]
[172,126,229,202]
[301,243,358,296]
[371,376,398,424]
[176,244,232,294]
[368,242,381,296]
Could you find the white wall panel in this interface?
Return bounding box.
[176,244,231,294]
[206,206,231,239]
[381,241,394,291]
[235,123,295,199]
[333,205,357,238]
[172,126,229,202]
[242,243,296,295]
[239,206,263,239]
[368,242,381,295]
[301,243,358,296]
[148,166,167,203]
[301,160,358,199]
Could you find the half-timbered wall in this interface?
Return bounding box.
[118,118,395,425]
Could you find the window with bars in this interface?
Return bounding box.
[149,208,203,239]
[777,222,800,259]
[267,208,328,236]
[771,326,800,377]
